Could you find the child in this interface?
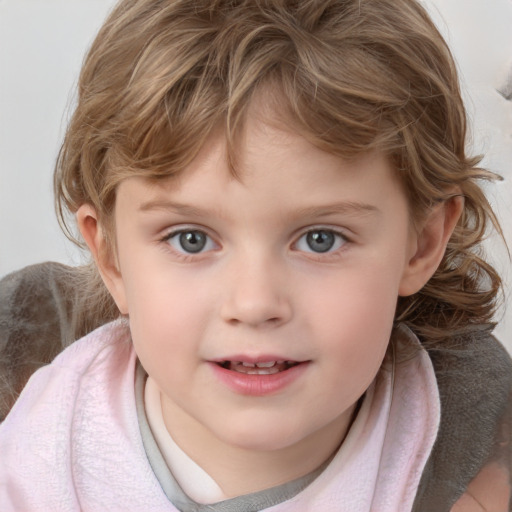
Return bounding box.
[1,0,511,510]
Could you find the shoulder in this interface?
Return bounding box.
[414,327,512,511]
[9,319,134,420]
[52,318,133,372]
[0,319,134,431]
[428,327,512,420]
[0,321,140,510]
[428,326,512,374]
[0,262,80,418]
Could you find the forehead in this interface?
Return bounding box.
[116,116,407,225]
[175,98,400,185]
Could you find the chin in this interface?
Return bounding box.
[214,419,310,452]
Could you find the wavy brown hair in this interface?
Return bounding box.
[55,0,504,346]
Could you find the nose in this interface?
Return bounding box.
[220,254,292,328]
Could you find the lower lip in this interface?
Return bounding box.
[208,362,309,396]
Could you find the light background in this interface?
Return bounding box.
[1,0,511,347]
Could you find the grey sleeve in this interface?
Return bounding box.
[413,327,512,511]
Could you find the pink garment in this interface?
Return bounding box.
[0,320,172,511]
[0,321,439,511]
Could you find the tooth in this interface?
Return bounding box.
[259,367,280,375]
[256,361,276,368]
[242,362,256,368]
[245,367,280,375]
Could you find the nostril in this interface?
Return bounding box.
[226,316,281,327]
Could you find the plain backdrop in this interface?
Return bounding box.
[1,0,511,348]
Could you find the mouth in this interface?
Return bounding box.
[210,358,309,395]
[216,360,301,375]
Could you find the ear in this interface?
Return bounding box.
[76,204,128,314]
[399,195,463,296]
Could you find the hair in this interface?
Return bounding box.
[55,0,504,347]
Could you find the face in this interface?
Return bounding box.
[106,117,418,464]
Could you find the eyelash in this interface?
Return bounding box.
[159,226,351,260]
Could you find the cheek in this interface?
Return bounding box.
[304,265,401,372]
[307,259,402,328]
[122,266,217,364]
[120,248,209,318]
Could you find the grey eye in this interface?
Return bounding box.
[295,229,347,254]
[294,228,348,254]
[178,231,207,253]
[305,230,336,252]
[166,230,216,254]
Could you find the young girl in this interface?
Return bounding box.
[1,0,511,510]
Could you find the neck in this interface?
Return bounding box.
[160,395,355,498]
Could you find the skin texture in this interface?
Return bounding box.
[78,112,462,498]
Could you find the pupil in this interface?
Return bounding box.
[179,231,206,253]
[306,231,335,253]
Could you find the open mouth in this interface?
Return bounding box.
[211,358,309,395]
[217,360,300,375]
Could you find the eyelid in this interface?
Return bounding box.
[160,223,215,239]
[295,225,352,241]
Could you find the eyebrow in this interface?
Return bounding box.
[294,202,381,219]
[139,200,210,217]
[139,199,380,218]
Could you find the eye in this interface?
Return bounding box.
[295,229,347,253]
[164,229,216,254]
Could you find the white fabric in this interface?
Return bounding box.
[0,321,440,512]
[145,376,227,503]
